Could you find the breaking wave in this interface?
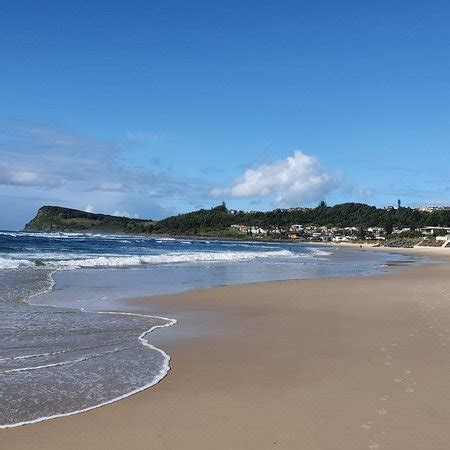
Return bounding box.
[0,249,298,270]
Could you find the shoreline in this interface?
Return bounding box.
[0,308,177,430]
[4,254,450,449]
[314,240,450,259]
[17,227,450,251]
[0,263,178,430]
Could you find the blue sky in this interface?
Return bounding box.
[1,1,449,229]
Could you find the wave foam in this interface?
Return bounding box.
[309,248,333,257]
[0,249,295,271]
[55,249,295,269]
[0,310,177,429]
[0,258,35,269]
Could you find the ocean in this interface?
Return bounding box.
[0,231,418,427]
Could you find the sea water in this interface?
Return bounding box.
[0,231,417,427]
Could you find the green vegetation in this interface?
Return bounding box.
[153,202,450,235]
[25,206,155,233]
[357,225,366,240]
[25,202,450,237]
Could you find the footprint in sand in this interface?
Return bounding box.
[377,408,388,416]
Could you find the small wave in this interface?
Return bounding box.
[0,258,35,269]
[309,248,333,257]
[0,310,177,429]
[0,231,153,242]
[0,231,93,239]
[1,344,136,374]
[56,249,295,269]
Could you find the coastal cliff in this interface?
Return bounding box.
[25,206,155,234]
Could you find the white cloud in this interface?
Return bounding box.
[211,150,337,206]
[0,162,63,187]
[84,204,94,213]
[0,122,210,220]
[0,121,195,228]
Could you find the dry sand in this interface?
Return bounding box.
[3,254,450,449]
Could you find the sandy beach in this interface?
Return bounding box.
[4,251,450,449]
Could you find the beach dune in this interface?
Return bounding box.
[4,261,450,449]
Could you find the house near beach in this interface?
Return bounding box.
[421,226,450,247]
[421,226,450,236]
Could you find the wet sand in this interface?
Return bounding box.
[3,257,450,449]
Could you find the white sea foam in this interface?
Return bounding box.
[1,344,137,374]
[0,258,35,269]
[0,231,94,239]
[0,249,297,271]
[0,309,176,429]
[59,249,296,268]
[0,231,152,241]
[309,248,333,257]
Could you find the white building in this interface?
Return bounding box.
[418,206,450,213]
[421,226,450,236]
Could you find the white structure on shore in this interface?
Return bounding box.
[421,226,450,236]
[421,226,450,247]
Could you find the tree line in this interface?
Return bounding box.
[26,203,450,236]
[152,202,450,235]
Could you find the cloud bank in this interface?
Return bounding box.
[211,150,337,206]
[0,121,208,227]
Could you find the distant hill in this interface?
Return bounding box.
[25,206,155,234]
[24,203,450,236]
[153,202,450,235]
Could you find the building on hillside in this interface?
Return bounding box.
[230,224,268,236]
[421,226,450,236]
[367,226,386,240]
[230,224,248,233]
[332,235,357,242]
[249,226,268,236]
[392,227,410,234]
[418,206,450,213]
